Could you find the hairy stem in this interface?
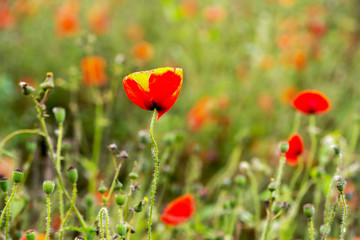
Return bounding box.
[148,109,159,240]
[59,183,77,240]
[57,122,64,224]
[5,194,9,240]
[104,159,125,205]
[0,183,17,229]
[340,193,347,240]
[46,195,51,240]
[309,218,314,240]
[321,194,340,240]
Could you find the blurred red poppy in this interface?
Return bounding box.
[160,194,195,226]
[131,41,155,62]
[80,56,108,86]
[292,90,331,114]
[123,67,183,121]
[285,134,303,166]
[203,5,226,23]
[87,3,110,35]
[186,97,213,132]
[55,1,80,37]
[0,2,15,30]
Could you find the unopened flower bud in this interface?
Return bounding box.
[43,180,55,195]
[129,172,138,180]
[40,72,55,90]
[53,107,66,123]
[98,181,107,194]
[115,194,126,206]
[25,230,36,240]
[279,141,289,153]
[12,169,24,183]
[107,143,118,153]
[333,145,341,155]
[134,198,148,213]
[234,175,246,187]
[267,179,276,192]
[336,178,347,192]
[116,224,127,236]
[118,150,129,159]
[303,203,315,218]
[0,176,8,192]
[19,82,35,95]
[67,166,78,184]
[115,180,123,190]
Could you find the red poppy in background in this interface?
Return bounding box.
[55,1,80,37]
[0,2,15,30]
[80,56,108,86]
[186,97,214,132]
[203,5,226,23]
[160,194,195,226]
[285,134,303,166]
[123,67,183,121]
[131,41,155,62]
[292,90,331,115]
[87,3,110,35]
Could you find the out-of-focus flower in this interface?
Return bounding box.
[292,90,331,115]
[276,34,296,50]
[235,62,249,80]
[203,5,226,23]
[55,0,80,37]
[180,0,198,18]
[285,134,303,166]
[87,3,110,35]
[281,86,298,105]
[293,50,307,71]
[160,194,195,226]
[278,0,296,7]
[131,41,155,62]
[123,67,183,121]
[80,56,108,86]
[308,20,327,38]
[13,0,38,18]
[0,157,14,178]
[260,55,275,70]
[258,93,274,113]
[126,23,144,41]
[0,1,15,30]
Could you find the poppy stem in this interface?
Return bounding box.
[59,183,77,240]
[340,192,347,240]
[321,194,340,240]
[291,112,301,133]
[46,195,51,240]
[0,183,17,229]
[302,115,317,185]
[5,194,9,240]
[308,217,314,240]
[56,122,65,226]
[275,153,286,198]
[148,109,159,240]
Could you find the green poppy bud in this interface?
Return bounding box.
[336,178,347,192]
[67,166,78,184]
[53,107,66,123]
[43,180,55,195]
[303,203,315,218]
[114,180,123,191]
[234,175,247,187]
[25,230,36,240]
[0,176,8,193]
[333,145,341,155]
[115,194,126,206]
[116,224,127,236]
[129,172,138,180]
[19,82,35,96]
[98,181,107,194]
[12,169,24,183]
[279,141,289,153]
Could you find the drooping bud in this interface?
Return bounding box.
[40,72,55,90]
[303,203,315,218]
[53,107,66,123]
[279,141,289,153]
[19,82,35,95]
[114,180,123,190]
[67,166,78,184]
[12,169,24,183]
[134,198,148,213]
[43,180,55,195]
[98,181,107,194]
[267,178,276,192]
[118,150,129,159]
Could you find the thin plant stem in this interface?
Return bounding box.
[123,184,134,222]
[309,218,314,240]
[46,195,51,240]
[60,183,77,240]
[275,153,286,198]
[57,122,65,223]
[148,109,159,240]
[260,195,273,240]
[91,89,104,193]
[349,120,359,154]
[99,208,110,240]
[104,159,125,205]
[302,115,317,184]
[5,194,9,240]
[0,129,44,156]
[291,112,301,133]
[340,192,347,240]
[0,183,17,229]
[321,194,340,240]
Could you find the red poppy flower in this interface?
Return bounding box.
[0,3,15,30]
[123,67,183,121]
[292,90,331,115]
[285,134,303,166]
[160,194,195,226]
[55,1,80,37]
[87,3,110,35]
[80,56,108,86]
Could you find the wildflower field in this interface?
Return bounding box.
[0,0,360,239]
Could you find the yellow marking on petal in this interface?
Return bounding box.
[126,71,151,92]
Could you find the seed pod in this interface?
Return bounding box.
[279,141,289,153]
[98,181,107,194]
[12,169,24,183]
[25,230,36,240]
[303,203,315,218]
[67,166,78,184]
[115,194,126,206]
[336,178,347,192]
[40,72,55,90]
[116,224,127,236]
[43,180,55,195]
[53,107,66,123]
[0,176,8,192]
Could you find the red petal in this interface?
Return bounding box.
[160,194,195,226]
[292,90,331,114]
[285,133,303,166]
[123,78,153,111]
